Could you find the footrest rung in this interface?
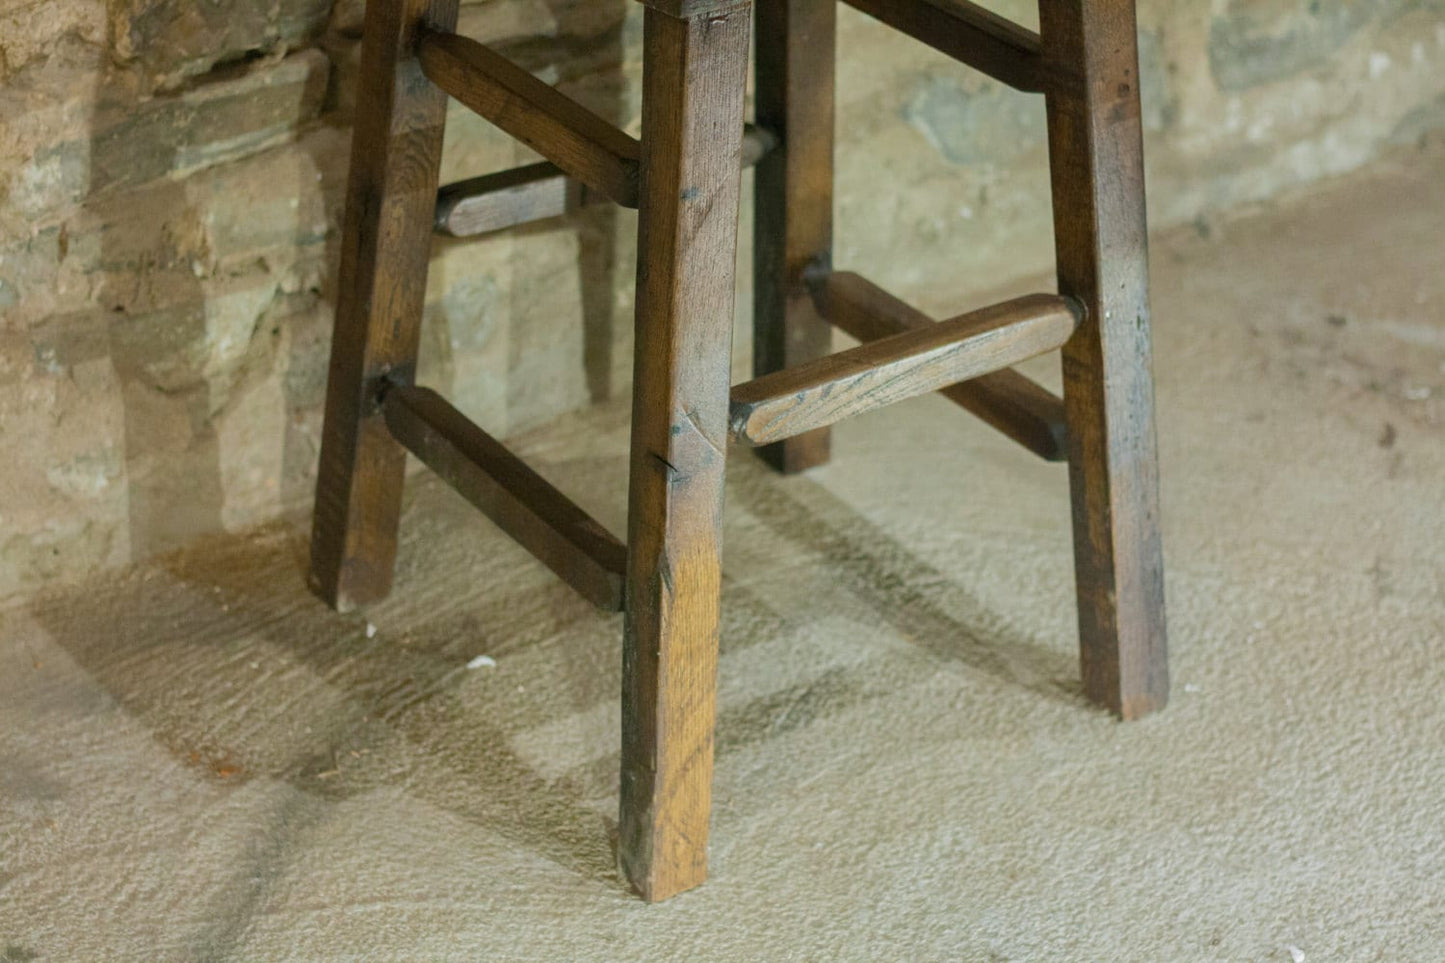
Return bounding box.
[436,161,578,239]
[435,126,778,239]
[814,272,1069,461]
[382,385,626,611]
[840,0,1043,93]
[729,286,1080,447]
[418,28,641,207]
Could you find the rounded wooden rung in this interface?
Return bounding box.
[434,127,778,239]
[812,271,1069,461]
[729,290,1081,447]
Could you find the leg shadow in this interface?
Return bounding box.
[26,515,626,892]
[724,453,1086,709]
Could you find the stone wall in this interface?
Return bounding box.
[2,0,1443,601]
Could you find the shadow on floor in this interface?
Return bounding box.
[27,437,1086,901]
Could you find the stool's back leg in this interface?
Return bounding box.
[1042,0,1169,719]
[753,0,837,474]
[620,1,752,902]
[310,0,458,611]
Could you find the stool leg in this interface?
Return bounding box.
[309,0,458,612]
[619,2,751,902]
[753,0,837,474]
[1042,0,1169,719]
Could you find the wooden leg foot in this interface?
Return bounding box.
[618,3,751,901]
[1044,0,1169,719]
[309,0,457,611]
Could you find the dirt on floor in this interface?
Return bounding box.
[2,140,1443,961]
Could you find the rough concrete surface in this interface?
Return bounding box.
[2,143,1444,960]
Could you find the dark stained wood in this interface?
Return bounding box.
[619,3,751,903]
[417,27,641,206]
[309,0,459,613]
[1043,0,1169,719]
[813,272,1068,460]
[752,0,837,474]
[382,386,626,610]
[840,0,1043,93]
[434,126,777,239]
[730,294,1079,446]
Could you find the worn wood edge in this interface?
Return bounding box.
[632,0,751,18]
[839,0,1043,93]
[434,126,776,238]
[382,385,627,610]
[434,161,574,235]
[417,28,642,206]
[729,293,1080,446]
[814,271,1070,460]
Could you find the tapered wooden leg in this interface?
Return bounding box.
[310,0,458,611]
[619,1,751,902]
[1042,0,1168,719]
[752,0,836,474]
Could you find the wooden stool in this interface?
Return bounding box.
[310,0,1168,901]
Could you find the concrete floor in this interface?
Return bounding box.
[3,142,1444,961]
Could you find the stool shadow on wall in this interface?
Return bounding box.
[89,66,227,561]
[84,20,341,564]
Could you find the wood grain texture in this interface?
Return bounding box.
[382,386,626,610]
[434,160,579,237]
[814,272,1069,460]
[730,293,1078,446]
[619,4,750,903]
[417,27,641,206]
[309,0,459,613]
[840,0,1043,92]
[633,0,750,16]
[434,127,776,239]
[1043,0,1169,719]
[752,0,837,474]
